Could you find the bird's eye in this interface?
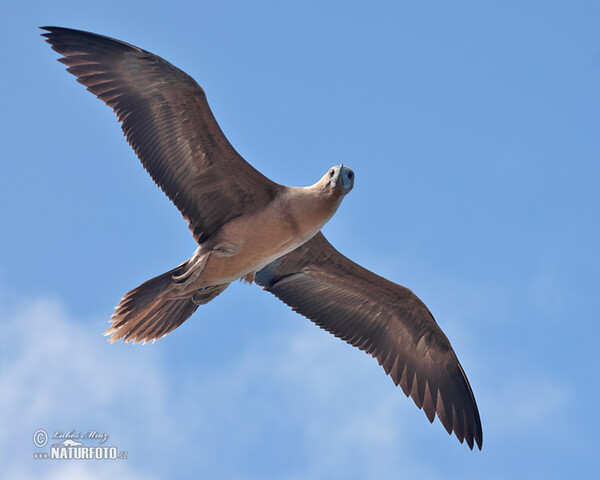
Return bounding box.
[329,170,335,177]
[348,171,353,179]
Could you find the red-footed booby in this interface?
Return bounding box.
[42,26,482,450]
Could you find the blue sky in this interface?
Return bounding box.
[1,1,599,478]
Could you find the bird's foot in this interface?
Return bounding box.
[171,250,210,289]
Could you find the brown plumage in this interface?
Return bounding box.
[42,26,482,450]
[255,232,482,449]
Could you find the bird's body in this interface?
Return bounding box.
[42,26,483,450]
[184,173,350,290]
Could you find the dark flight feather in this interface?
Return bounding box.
[256,232,483,450]
[41,26,282,243]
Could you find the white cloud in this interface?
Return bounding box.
[0,295,171,479]
[1,292,487,480]
[5,461,156,480]
[177,315,444,479]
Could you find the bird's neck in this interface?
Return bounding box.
[281,185,344,240]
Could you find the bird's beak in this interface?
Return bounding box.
[335,164,344,188]
[329,166,342,188]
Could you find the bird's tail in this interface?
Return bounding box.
[105,262,229,344]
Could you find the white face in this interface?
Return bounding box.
[327,165,354,193]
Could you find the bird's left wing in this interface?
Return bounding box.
[255,232,483,450]
[41,27,282,244]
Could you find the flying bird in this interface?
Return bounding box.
[42,26,482,450]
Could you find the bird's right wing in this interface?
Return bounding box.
[256,232,483,450]
[42,26,282,243]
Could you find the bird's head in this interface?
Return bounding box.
[324,165,354,194]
